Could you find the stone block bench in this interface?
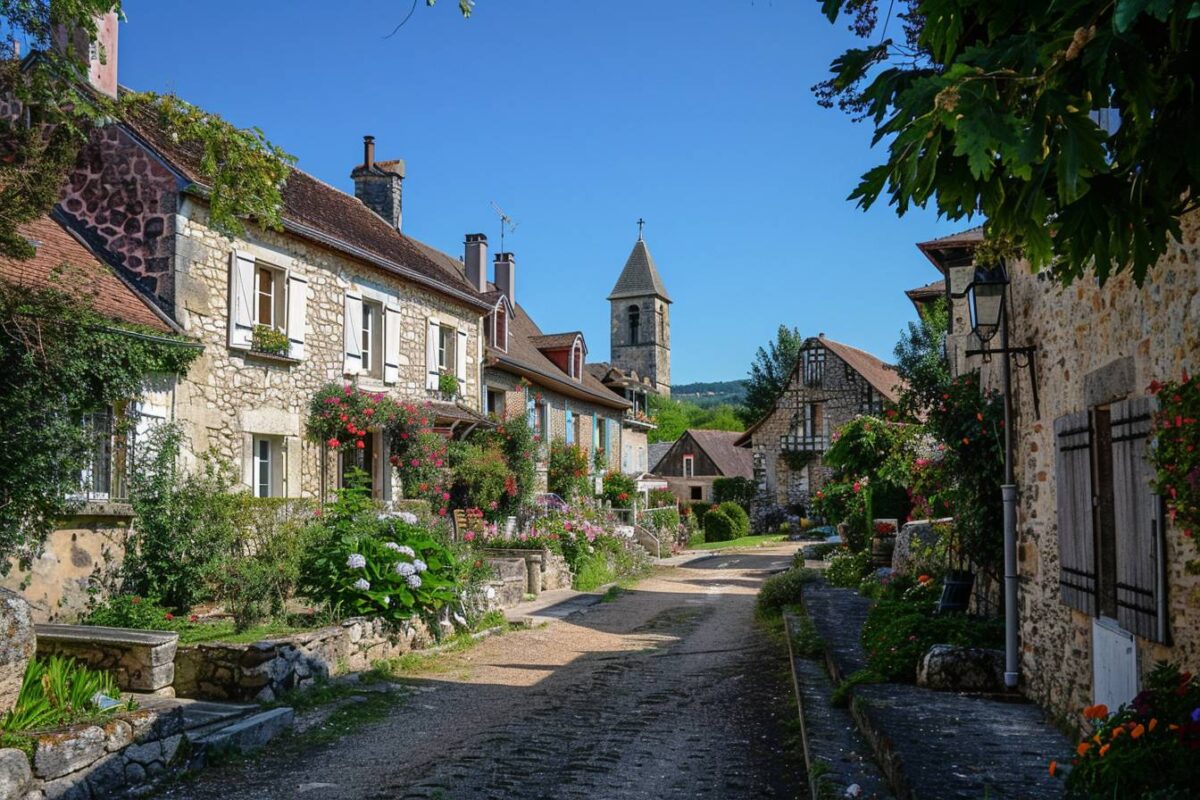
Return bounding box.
[35,624,178,695]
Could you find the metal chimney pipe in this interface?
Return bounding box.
[363,135,375,169]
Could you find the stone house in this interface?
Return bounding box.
[463,235,631,491]
[586,364,657,475]
[914,218,1200,725]
[736,335,902,528]
[651,430,753,504]
[0,213,185,618]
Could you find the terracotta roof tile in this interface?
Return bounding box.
[0,214,172,333]
[817,335,904,404]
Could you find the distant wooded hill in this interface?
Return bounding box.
[672,380,746,408]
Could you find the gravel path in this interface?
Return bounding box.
[162,547,805,800]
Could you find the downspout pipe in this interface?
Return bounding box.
[1001,300,1020,690]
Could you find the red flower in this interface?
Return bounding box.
[328,438,340,448]
[189,614,199,623]
[356,440,365,450]
[164,612,174,621]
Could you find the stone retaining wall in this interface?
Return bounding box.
[477,549,572,594]
[173,617,431,703]
[0,705,186,800]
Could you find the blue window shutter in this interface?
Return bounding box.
[525,387,535,427]
[566,408,574,444]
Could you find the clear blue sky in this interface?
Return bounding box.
[118,0,962,385]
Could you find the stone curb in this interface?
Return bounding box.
[782,610,893,800]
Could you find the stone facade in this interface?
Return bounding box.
[937,213,1200,725]
[610,297,671,396]
[746,337,895,530]
[173,616,432,703]
[2,522,127,623]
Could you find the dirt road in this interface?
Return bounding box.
[164,547,805,800]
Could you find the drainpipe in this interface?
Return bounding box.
[1001,301,1020,690]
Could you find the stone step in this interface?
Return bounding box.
[128,693,258,732]
[190,707,295,756]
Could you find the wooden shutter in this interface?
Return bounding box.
[455,328,468,384]
[1055,411,1097,615]
[1111,396,1167,642]
[286,274,307,360]
[565,408,574,444]
[383,304,401,385]
[426,318,440,391]
[343,292,363,375]
[228,251,256,348]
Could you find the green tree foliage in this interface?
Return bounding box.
[816,0,1200,286]
[712,477,755,508]
[741,325,803,424]
[0,285,198,567]
[893,297,951,419]
[648,395,744,444]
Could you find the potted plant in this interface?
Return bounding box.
[871,519,898,568]
[251,324,290,357]
[438,371,460,400]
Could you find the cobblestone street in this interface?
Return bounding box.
[162,547,805,799]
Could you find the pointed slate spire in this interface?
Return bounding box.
[607,238,671,303]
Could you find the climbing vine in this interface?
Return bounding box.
[0,283,200,567]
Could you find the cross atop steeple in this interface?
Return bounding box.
[637,217,645,240]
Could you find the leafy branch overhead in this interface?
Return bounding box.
[815,0,1200,286]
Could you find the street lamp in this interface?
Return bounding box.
[969,263,1008,343]
[947,264,976,298]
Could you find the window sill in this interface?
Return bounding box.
[238,347,301,366]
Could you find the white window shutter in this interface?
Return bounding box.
[384,304,402,385]
[241,434,255,491]
[286,274,307,360]
[228,250,255,348]
[343,292,363,375]
[426,317,440,391]
[455,328,468,384]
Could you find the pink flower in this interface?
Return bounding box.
[464,531,476,542]
[442,492,450,501]
[328,438,340,448]
[411,459,420,467]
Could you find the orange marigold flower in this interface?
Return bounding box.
[1111,727,1125,739]
[1131,724,1145,739]
[1099,744,1111,757]
[1076,742,1091,757]
[1149,718,1158,732]
[1169,724,1180,731]
[1048,760,1057,777]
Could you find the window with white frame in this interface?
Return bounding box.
[255,265,286,330]
[683,454,695,478]
[491,303,508,352]
[79,406,127,501]
[569,340,583,380]
[361,300,383,378]
[438,324,457,374]
[252,436,285,498]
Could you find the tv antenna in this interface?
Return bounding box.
[490,201,520,252]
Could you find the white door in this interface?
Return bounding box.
[1092,617,1137,711]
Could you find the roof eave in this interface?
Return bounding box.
[487,355,631,410]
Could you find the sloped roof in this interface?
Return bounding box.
[529,332,583,351]
[905,279,945,301]
[647,442,673,472]
[118,98,492,312]
[684,429,754,478]
[0,213,175,333]
[818,335,903,404]
[607,238,670,302]
[916,226,983,272]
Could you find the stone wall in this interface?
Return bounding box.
[478,548,572,595]
[171,200,483,499]
[610,297,671,395]
[173,616,432,703]
[1,522,127,623]
[962,213,1200,724]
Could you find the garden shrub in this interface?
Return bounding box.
[1061,662,1200,799]
[756,568,820,616]
[860,591,1003,682]
[299,481,457,625]
[712,476,755,508]
[84,594,178,630]
[825,548,871,588]
[717,501,750,538]
[452,440,510,515]
[123,426,244,611]
[703,507,736,542]
[688,501,714,523]
[648,507,681,533]
[647,488,676,509]
[602,470,636,508]
[1,656,126,735]
[547,439,591,503]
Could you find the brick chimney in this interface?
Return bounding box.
[464,233,488,292]
[494,252,515,305]
[351,135,405,231]
[52,9,119,98]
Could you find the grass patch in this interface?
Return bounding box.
[175,620,310,646]
[756,568,821,617]
[366,612,516,680]
[830,668,883,708]
[600,585,626,603]
[693,533,786,551]
[301,691,402,747]
[789,610,825,660]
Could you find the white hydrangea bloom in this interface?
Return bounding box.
[353,578,371,591]
[398,511,419,525]
[406,573,422,589]
[381,596,391,606]
[346,553,366,569]
[393,544,416,557]
[383,542,402,552]
[412,558,427,573]
[395,562,416,577]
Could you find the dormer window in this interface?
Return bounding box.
[570,339,584,381]
[490,298,509,352]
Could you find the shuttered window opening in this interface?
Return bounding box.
[1110,396,1168,643]
[1055,411,1098,615]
